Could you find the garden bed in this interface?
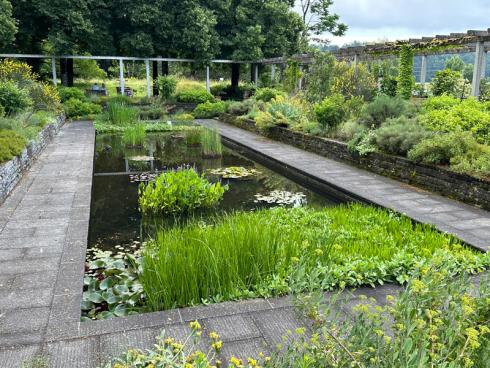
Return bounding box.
[220,113,490,211]
[0,115,65,204]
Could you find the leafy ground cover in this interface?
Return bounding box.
[0,59,62,164]
[105,263,490,368]
[141,204,488,311]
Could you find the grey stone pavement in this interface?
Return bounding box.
[0,121,487,368]
[199,119,490,252]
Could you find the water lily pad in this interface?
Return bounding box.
[254,190,307,207]
[208,166,261,179]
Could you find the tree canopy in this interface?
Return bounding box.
[0,0,17,50]
[5,0,345,61]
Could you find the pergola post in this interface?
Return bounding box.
[51,57,57,86]
[145,59,151,97]
[420,55,428,84]
[298,65,303,90]
[119,59,125,96]
[471,41,485,97]
[250,63,259,84]
[271,64,276,83]
[353,54,359,77]
[481,52,487,79]
[206,65,211,93]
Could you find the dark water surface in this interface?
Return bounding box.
[89,132,339,251]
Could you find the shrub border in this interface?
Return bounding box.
[220,113,490,211]
[0,115,66,204]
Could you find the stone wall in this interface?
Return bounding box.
[220,113,490,210]
[0,116,65,204]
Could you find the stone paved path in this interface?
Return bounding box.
[199,119,490,252]
[0,121,487,368]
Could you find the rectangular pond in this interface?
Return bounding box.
[88,130,341,253]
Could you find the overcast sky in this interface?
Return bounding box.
[295,0,490,45]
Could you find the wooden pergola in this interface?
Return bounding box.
[262,29,490,97]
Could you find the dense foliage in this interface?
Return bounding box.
[141,204,485,310]
[397,45,415,99]
[138,168,228,215]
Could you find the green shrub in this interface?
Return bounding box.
[138,168,227,215]
[0,81,32,115]
[332,61,377,101]
[106,102,138,125]
[375,117,433,156]
[419,97,490,144]
[227,100,255,116]
[408,131,480,165]
[122,124,146,147]
[140,204,479,311]
[380,76,398,97]
[254,87,285,103]
[0,130,27,163]
[63,98,102,119]
[431,69,464,96]
[58,87,86,103]
[193,101,226,119]
[201,127,222,157]
[106,95,132,106]
[360,95,408,128]
[175,90,215,104]
[305,51,336,102]
[348,129,378,155]
[157,75,177,100]
[334,119,366,141]
[314,94,347,131]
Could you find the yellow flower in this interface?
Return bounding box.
[248,358,258,366]
[229,356,243,367]
[291,257,300,264]
[314,248,323,256]
[209,331,220,340]
[190,320,202,331]
[295,327,306,335]
[212,340,223,352]
[258,352,264,358]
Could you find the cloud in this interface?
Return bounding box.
[296,0,490,45]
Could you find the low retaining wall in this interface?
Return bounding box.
[220,113,490,210]
[0,116,65,204]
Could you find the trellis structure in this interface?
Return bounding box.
[0,54,253,96]
[262,29,490,97]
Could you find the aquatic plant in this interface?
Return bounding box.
[201,127,222,157]
[107,101,138,125]
[254,190,307,207]
[138,167,228,215]
[82,249,145,320]
[141,204,488,311]
[208,166,261,179]
[121,124,146,147]
[184,126,202,146]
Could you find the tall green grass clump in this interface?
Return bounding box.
[107,101,138,125]
[122,124,146,147]
[141,204,486,311]
[185,127,202,146]
[201,127,222,157]
[138,167,227,215]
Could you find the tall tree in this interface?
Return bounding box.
[0,0,17,51]
[299,0,347,38]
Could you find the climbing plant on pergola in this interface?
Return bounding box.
[262,29,490,97]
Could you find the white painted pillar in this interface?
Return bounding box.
[471,41,485,97]
[206,65,210,93]
[420,55,428,84]
[51,57,57,86]
[298,65,303,90]
[481,52,487,79]
[271,64,276,83]
[119,59,125,96]
[145,59,151,97]
[254,64,259,85]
